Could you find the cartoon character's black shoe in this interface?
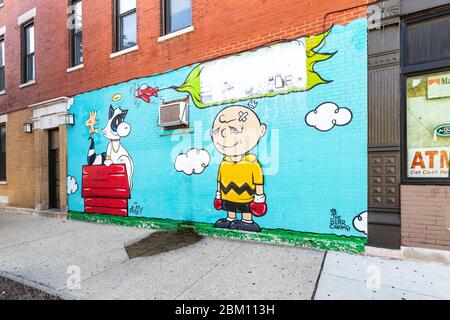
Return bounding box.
[230,220,261,232]
[214,218,234,229]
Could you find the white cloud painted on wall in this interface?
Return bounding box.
[66,97,74,110]
[353,211,367,235]
[175,148,211,175]
[67,176,78,195]
[305,102,353,132]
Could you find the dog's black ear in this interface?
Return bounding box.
[109,105,115,119]
[121,109,128,119]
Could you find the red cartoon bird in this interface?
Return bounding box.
[135,84,159,103]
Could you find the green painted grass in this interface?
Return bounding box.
[68,211,367,254]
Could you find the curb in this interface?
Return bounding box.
[0,271,77,301]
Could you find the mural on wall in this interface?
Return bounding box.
[81,105,134,217]
[353,211,368,235]
[67,176,78,195]
[211,106,268,232]
[125,28,334,110]
[175,148,211,175]
[305,102,353,132]
[112,93,122,102]
[67,19,369,252]
[135,84,159,104]
[247,99,258,109]
[85,111,99,137]
[329,209,351,232]
[86,105,134,188]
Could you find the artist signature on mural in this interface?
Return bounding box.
[130,202,144,215]
[329,208,351,232]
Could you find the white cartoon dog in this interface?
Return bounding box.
[87,105,134,189]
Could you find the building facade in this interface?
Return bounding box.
[368,0,450,253]
[67,18,369,252]
[1,0,448,254]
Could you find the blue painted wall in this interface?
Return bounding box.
[68,19,368,241]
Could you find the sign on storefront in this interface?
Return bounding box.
[435,124,450,138]
[427,73,450,99]
[408,147,450,178]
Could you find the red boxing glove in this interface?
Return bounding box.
[214,192,223,210]
[250,194,267,217]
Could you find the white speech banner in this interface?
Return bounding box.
[199,39,307,105]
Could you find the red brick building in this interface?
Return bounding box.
[0,0,369,114]
[2,0,449,258]
[0,0,369,211]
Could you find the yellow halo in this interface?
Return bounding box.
[112,93,122,102]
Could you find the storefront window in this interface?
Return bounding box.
[407,70,450,178]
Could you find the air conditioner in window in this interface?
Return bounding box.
[158,101,189,127]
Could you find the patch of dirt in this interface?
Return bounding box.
[125,231,204,259]
[0,276,61,300]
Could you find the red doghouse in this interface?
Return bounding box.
[81,164,130,216]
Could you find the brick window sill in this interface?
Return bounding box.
[19,80,36,89]
[110,45,139,59]
[67,64,84,73]
[158,26,194,43]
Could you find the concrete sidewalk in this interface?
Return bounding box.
[0,212,322,300]
[1,212,449,300]
[315,251,450,300]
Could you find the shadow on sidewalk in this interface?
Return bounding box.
[125,224,204,259]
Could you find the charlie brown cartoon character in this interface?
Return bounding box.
[211,105,267,232]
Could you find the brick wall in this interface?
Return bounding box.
[66,17,369,251]
[0,0,371,114]
[33,128,48,210]
[59,124,68,212]
[0,107,68,210]
[4,108,35,208]
[0,0,371,218]
[401,185,450,250]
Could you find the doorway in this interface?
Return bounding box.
[48,129,60,209]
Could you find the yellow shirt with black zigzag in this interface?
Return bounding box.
[217,153,264,203]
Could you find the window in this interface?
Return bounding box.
[0,37,4,91]
[70,0,82,66]
[0,0,3,6]
[22,21,35,83]
[115,0,136,51]
[162,0,192,35]
[404,13,450,67]
[0,124,5,181]
[406,70,450,179]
